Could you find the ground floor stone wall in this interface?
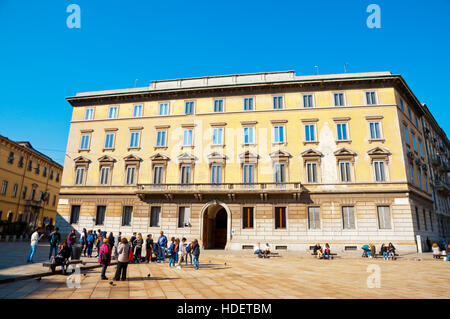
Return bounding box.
[55,192,445,254]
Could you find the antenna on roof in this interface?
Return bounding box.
[314,66,319,75]
[134,78,139,87]
[344,62,349,73]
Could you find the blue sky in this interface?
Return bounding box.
[0,0,449,164]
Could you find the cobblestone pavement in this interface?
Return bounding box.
[0,249,448,299]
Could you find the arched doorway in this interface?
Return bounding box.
[201,202,230,249]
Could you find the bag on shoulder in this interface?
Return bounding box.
[101,252,109,263]
[128,247,134,262]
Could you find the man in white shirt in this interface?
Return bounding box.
[27,227,43,263]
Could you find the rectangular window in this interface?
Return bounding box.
[404,126,409,144]
[108,106,118,119]
[214,99,224,112]
[84,108,94,120]
[369,122,381,139]
[275,207,286,229]
[153,166,164,184]
[50,169,54,180]
[410,163,415,185]
[415,207,420,230]
[100,167,110,185]
[366,91,377,105]
[242,207,254,229]
[424,173,429,192]
[126,166,136,185]
[156,130,167,147]
[12,184,18,198]
[274,163,286,183]
[22,186,27,199]
[243,127,254,144]
[243,97,254,111]
[70,205,80,224]
[104,133,115,149]
[273,126,285,143]
[95,206,106,225]
[133,104,143,117]
[412,135,417,152]
[342,206,355,229]
[308,206,320,229]
[339,161,351,182]
[306,162,317,183]
[75,167,85,185]
[52,195,56,206]
[429,211,433,231]
[408,108,412,121]
[377,206,392,229]
[178,206,190,228]
[423,209,427,231]
[417,168,422,188]
[400,98,405,111]
[1,181,7,195]
[374,161,385,182]
[334,93,345,106]
[28,160,32,171]
[415,116,419,128]
[150,206,161,227]
[273,96,283,109]
[419,143,423,157]
[121,206,132,226]
[7,152,14,164]
[212,128,223,145]
[80,134,90,150]
[303,94,313,108]
[180,165,191,184]
[129,131,140,148]
[336,123,348,140]
[183,129,193,146]
[56,172,59,182]
[43,167,47,177]
[185,101,194,114]
[304,124,316,142]
[211,165,222,184]
[35,163,40,174]
[159,103,168,116]
[243,164,255,183]
[18,156,24,168]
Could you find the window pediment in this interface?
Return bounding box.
[150,153,170,162]
[239,151,259,163]
[177,152,197,164]
[334,148,356,157]
[208,152,227,164]
[367,146,391,162]
[300,149,323,158]
[269,150,292,162]
[123,154,143,167]
[74,156,91,164]
[98,155,116,163]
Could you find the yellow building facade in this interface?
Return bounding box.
[0,135,63,228]
[56,71,449,252]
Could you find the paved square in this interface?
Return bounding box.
[0,249,449,299]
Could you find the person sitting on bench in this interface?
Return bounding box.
[263,243,271,258]
[254,243,263,258]
[313,243,322,256]
[432,243,441,259]
[388,242,396,260]
[50,241,71,274]
[323,243,331,260]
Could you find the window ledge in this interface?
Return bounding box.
[369,138,385,143]
[272,142,287,146]
[181,145,195,149]
[336,140,352,144]
[303,141,319,145]
[154,146,168,150]
[78,149,90,153]
[242,143,257,147]
[211,144,225,148]
[127,147,141,151]
[103,148,115,152]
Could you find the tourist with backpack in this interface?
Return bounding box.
[114,237,130,281]
[48,227,61,260]
[87,230,95,258]
[98,238,112,280]
[168,237,176,267]
[95,229,103,258]
[185,241,193,265]
[192,239,200,270]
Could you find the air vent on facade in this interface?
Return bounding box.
[242,245,253,250]
[345,246,357,251]
[275,245,287,250]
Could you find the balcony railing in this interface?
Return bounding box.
[137,182,302,193]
